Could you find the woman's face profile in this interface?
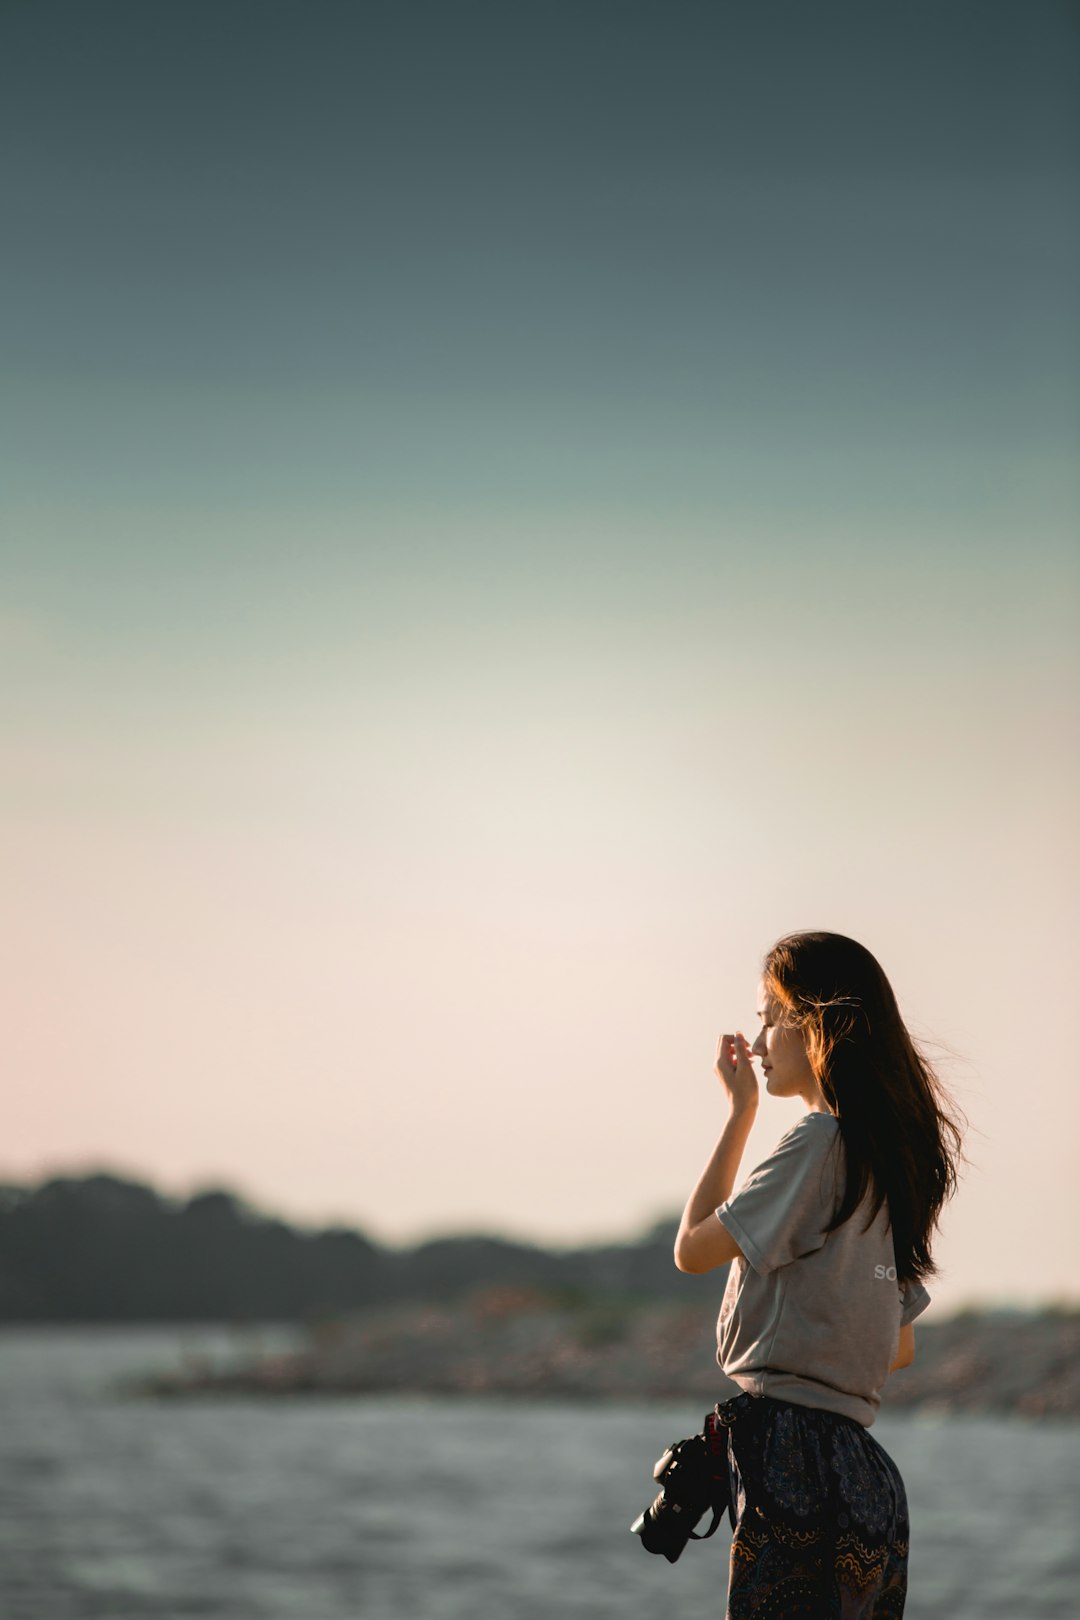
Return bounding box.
[751,977,824,1108]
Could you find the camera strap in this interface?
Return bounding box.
[686,1409,735,1541]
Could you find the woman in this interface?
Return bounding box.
[673,930,966,1619]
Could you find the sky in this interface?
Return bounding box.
[2,0,1078,1317]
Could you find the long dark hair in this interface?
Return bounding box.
[763,930,968,1287]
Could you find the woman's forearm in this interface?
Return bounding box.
[675,1103,758,1245]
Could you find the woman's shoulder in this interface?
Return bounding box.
[775,1110,840,1147]
[767,1111,843,1180]
[754,1111,842,1180]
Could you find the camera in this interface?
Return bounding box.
[630,1412,733,1564]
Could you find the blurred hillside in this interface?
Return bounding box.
[0,1170,716,1322]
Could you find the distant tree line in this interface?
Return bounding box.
[0,1173,721,1322]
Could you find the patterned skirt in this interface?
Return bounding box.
[716,1390,909,1619]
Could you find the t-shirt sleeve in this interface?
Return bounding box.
[715,1118,837,1277]
[899,1278,931,1327]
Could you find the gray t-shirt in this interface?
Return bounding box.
[715,1109,931,1427]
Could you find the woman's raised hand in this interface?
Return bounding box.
[715,1031,760,1114]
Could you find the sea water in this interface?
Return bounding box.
[0,1327,1076,1619]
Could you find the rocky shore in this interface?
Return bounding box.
[122,1289,1080,1420]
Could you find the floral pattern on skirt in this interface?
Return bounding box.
[717,1391,909,1619]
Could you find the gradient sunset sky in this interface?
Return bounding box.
[2,1,1078,1314]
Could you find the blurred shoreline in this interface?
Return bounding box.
[117,1288,1080,1420]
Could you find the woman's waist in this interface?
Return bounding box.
[714,1387,868,1432]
